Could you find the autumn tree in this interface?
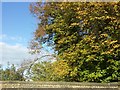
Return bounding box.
[30,2,120,82]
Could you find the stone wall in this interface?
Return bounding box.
[0,81,119,90]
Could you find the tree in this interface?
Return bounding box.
[30,61,53,81]
[29,2,120,82]
[0,63,25,81]
[30,60,70,81]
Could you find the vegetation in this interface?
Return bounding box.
[29,2,120,83]
[30,61,53,81]
[2,2,119,83]
[0,63,25,81]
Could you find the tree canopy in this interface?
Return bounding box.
[29,2,120,82]
[0,64,25,81]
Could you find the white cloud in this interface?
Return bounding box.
[0,34,24,40]
[0,42,31,67]
[0,40,55,69]
[0,34,27,45]
[0,34,7,40]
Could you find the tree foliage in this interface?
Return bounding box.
[30,2,120,82]
[0,64,25,81]
[30,61,53,81]
[29,60,69,81]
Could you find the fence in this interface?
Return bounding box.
[0,81,119,90]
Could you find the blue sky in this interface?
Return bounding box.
[0,2,39,67]
[1,2,55,68]
[2,2,37,46]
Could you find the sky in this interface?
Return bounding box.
[0,2,41,67]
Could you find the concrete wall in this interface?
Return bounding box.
[0,81,119,90]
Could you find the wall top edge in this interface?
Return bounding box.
[0,81,119,85]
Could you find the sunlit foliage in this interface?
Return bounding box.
[30,2,120,82]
